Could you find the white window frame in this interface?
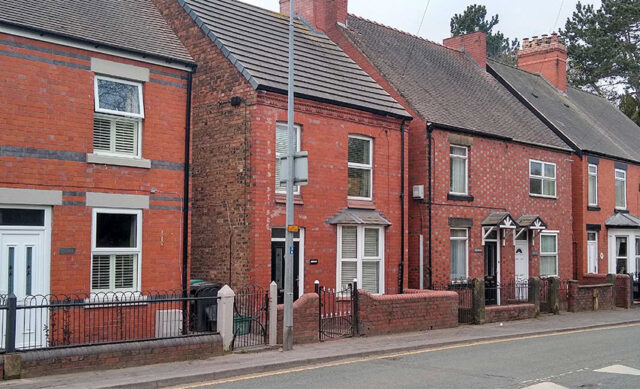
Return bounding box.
[90,208,142,293]
[347,135,373,201]
[539,231,558,277]
[93,113,143,159]
[94,75,145,119]
[587,231,598,274]
[615,169,627,210]
[529,159,557,198]
[449,145,468,195]
[450,228,469,281]
[336,225,384,294]
[275,123,301,195]
[588,164,598,206]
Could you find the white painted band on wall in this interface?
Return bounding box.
[86,192,149,209]
[0,188,62,205]
[91,57,150,82]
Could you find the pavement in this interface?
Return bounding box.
[1,309,639,389]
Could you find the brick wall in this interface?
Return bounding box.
[154,0,408,294]
[485,304,536,323]
[276,293,319,344]
[568,283,614,312]
[443,32,487,69]
[0,32,189,294]
[357,289,458,336]
[580,274,631,308]
[11,335,222,380]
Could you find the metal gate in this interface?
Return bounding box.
[633,272,640,303]
[232,287,269,350]
[316,282,358,341]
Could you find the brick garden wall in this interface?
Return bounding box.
[568,283,614,312]
[485,304,536,323]
[276,293,319,344]
[357,290,458,336]
[580,274,631,308]
[0,32,189,294]
[13,335,222,380]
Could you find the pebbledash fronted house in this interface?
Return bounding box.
[154,0,411,298]
[490,34,640,281]
[277,0,576,305]
[0,0,194,347]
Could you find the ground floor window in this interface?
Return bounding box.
[616,236,628,274]
[91,209,141,293]
[337,225,384,294]
[540,233,558,277]
[450,228,468,281]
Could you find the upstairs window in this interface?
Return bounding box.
[588,164,598,206]
[615,169,627,209]
[93,76,143,158]
[530,160,556,198]
[275,123,301,194]
[348,136,373,200]
[449,146,468,195]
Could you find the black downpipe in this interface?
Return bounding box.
[427,122,434,289]
[399,120,406,294]
[181,71,193,333]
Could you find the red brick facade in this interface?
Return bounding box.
[0,32,191,294]
[154,0,408,294]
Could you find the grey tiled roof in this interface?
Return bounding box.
[489,60,640,163]
[481,212,518,227]
[179,0,409,118]
[0,0,193,64]
[516,215,547,229]
[341,16,569,150]
[605,212,640,229]
[327,209,391,226]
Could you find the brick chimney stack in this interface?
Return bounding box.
[443,31,487,69]
[279,0,347,32]
[517,33,568,92]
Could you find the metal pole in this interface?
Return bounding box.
[283,0,295,352]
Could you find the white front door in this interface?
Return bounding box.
[515,235,529,300]
[0,230,48,349]
[587,232,598,274]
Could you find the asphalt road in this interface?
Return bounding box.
[176,324,640,389]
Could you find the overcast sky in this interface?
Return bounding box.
[241,0,601,43]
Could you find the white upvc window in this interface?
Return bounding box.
[615,169,627,209]
[347,135,373,200]
[337,225,384,294]
[91,209,142,293]
[615,236,628,274]
[529,160,556,198]
[275,122,301,194]
[449,146,468,195]
[450,228,468,280]
[93,76,143,158]
[540,232,558,277]
[588,164,598,206]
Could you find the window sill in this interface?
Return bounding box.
[529,194,557,200]
[614,208,629,214]
[447,193,474,202]
[87,153,151,169]
[587,205,601,211]
[275,193,303,205]
[347,199,376,209]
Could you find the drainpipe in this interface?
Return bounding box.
[427,122,434,289]
[399,120,406,294]
[182,70,193,328]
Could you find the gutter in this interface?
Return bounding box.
[399,120,406,293]
[181,69,194,332]
[427,122,434,289]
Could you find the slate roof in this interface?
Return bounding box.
[516,215,547,229]
[481,212,518,227]
[0,0,193,64]
[605,212,640,229]
[489,60,640,163]
[178,0,409,118]
[340,16,569,150]
[327,209,391,226]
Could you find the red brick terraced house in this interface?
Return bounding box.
[153,0,411,298]
[0,0,194,348]
[287,0,575,304]
[490,34,640,282]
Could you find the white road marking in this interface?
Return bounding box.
[595,364,640,376]
[522,382,569,389]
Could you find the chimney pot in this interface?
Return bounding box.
[517,32,568,92]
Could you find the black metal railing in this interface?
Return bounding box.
[232,287,268,350]
[632,272,640,302]
[484,280,530,306]
[316,282,357,341]
[432,279,473,324]
[0,289,219,353]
